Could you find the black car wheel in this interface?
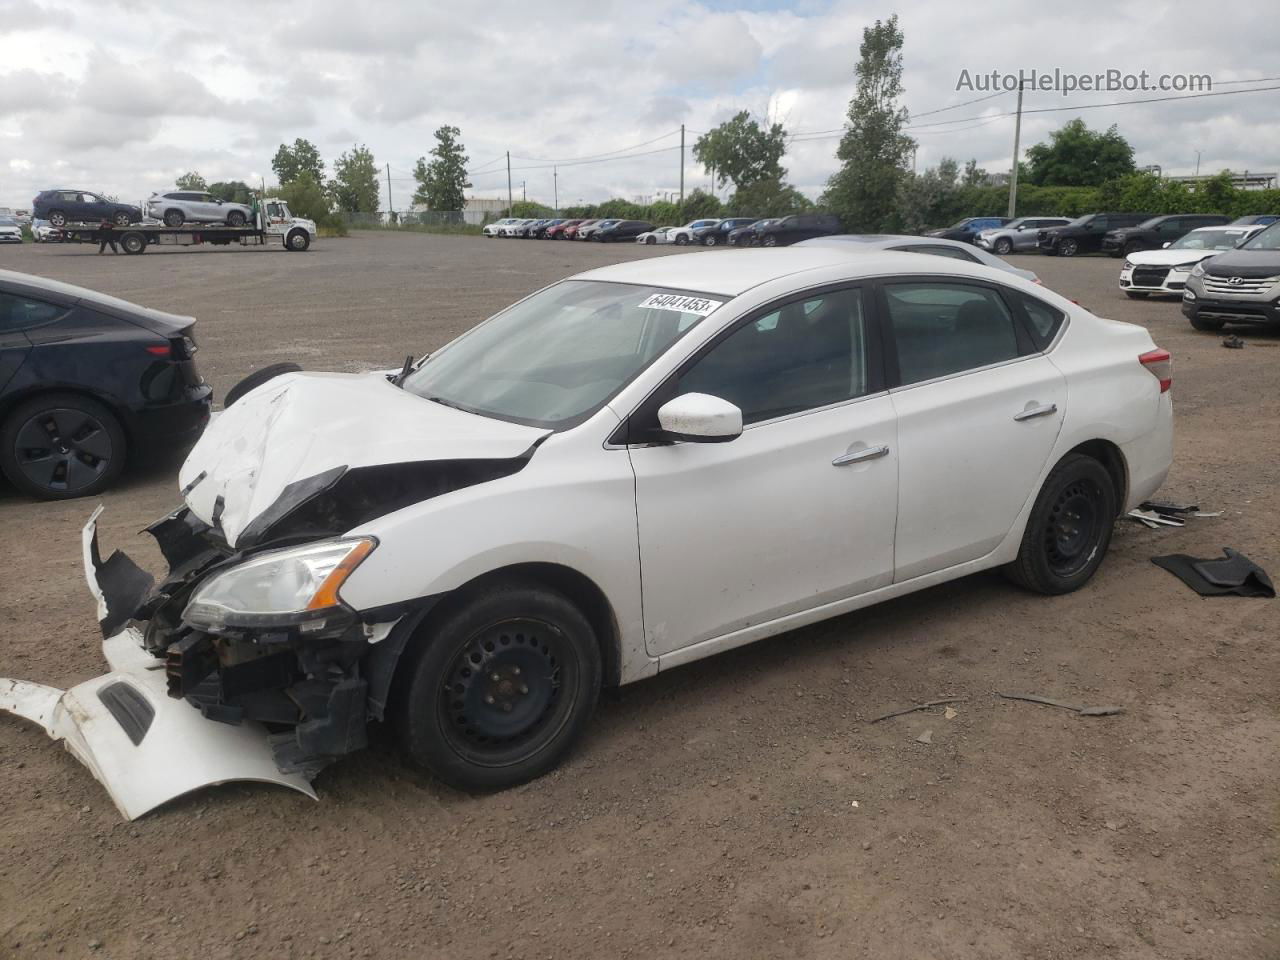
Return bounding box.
[112,211,132,227]
[399,578,602,791]
[762,234,778,247]
[224,362,303,407]
[994,238,1013,255]
[1005,454,1116,595]
[286,229,310,251]
[227,210,247,227]
[120,232,147,255]
[704,235,719,247]
[1058,238,1079,257]
[0,393,126,500]
[48,210,67,227]
[674,235,688,245]
[645,236,656,245]
[163,209,185,228]
[1190,315,1225,332]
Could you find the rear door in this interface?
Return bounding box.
[0,292,37,391]
[878,277,1066,581]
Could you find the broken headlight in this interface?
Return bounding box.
[183,538,375,632]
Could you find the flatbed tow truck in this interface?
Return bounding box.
[57,198,316,255]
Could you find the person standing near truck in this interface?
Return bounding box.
[96,221,119,254]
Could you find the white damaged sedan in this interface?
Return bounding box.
[1,248,1174,817]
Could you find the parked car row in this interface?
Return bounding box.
[1035,212,1275,257]
[481,214,844,248]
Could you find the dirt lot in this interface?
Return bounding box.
[0,232,1276,960]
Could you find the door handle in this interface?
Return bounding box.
[1013,403,1058,422]
[832,445,890,466]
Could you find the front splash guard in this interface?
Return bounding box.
[0,631,317,820]
[0,508,316,821]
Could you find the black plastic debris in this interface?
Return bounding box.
[1222,334,1246,349]
[1151,548,1275,598]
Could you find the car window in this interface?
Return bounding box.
[0,292,69,333]
[894,243,981,264]
[1014,293,1066,349]
[884,282,1020,385]
[676,288,869,425]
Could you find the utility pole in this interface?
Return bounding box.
[1006,80,1024,219]
[506,151,512,213]
[385,163,394,222]
[1195,150,1201,176]
[553,167,558,214]
[522,181,526,202]
[679,124,685,210]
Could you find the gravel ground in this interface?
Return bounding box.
[0,232,1276,960]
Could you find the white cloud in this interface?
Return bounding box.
[0,0,1277,208]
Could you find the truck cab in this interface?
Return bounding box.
[261,199,316,251]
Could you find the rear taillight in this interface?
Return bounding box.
[145,343,171,356]
[1139,348,1172,393]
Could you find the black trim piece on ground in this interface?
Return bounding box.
[1151,548,1275,598]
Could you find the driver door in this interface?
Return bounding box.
[627,286,899,657]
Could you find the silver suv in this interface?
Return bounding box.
[146,190,253,228]
[975,217,1072,255]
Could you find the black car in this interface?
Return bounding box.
[755,214,841,247]
[925,216,1012,243]
[0,270,212,500]
[1037,212,1156,257]
[1181,221,1280,331]
[693,217,758,246]
[727,219,776,246]
[1101,213,1230,257]
[32,189,143,228]
[597,220,654,242]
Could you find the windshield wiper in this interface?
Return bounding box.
[426,395,468,412]
[391,354,418,388]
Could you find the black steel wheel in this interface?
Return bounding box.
[0,393,126,500]
[399,579,601,791]
[1005,454,1116,594]
[994,238,1013,255]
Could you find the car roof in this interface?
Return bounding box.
[0,268,193,324]
[571,247,979,297]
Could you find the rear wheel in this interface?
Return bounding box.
[227,210,247,227]
[1005,454,1116,595]
[120,232,147,255]
[399,579,602,791]
[1190,315,1225,332]
[0,393,126,500]
[48,210,67,227]
[994,238,1013,255]
[163,209,184,228]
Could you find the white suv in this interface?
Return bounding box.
[146,190,254,228]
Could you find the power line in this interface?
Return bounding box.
[910,89,1006,119]
[510,129,680,164]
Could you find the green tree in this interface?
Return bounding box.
[271,178,344,234]
[681,189,722,220]
[693,110,787,192]
[208,180,253,204]
[822,15,915,232]
[272,138,325,185]
[412,125,472,211]
[175,171,207,190]
[328,144,380,213]
[1025,119,1135,187]
[509,200,555,217]
[962,158,988,187]
[727,178,812,218]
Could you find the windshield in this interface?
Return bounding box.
[1171,229,1252,251]
[403,280,723,428]
[1242,222,1280,251]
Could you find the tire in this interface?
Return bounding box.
[1058,238,1079,257]
[48,210,67,227]
[223,363,303,408]
[0,393,127,500]
[1190,315,1225,332]
[1123,291,1148,299]
[398,578,602,791]
[163,209,185,228]
[226,210,247,227]
[994,238,1013,255]
[112,211,132,227]
[645,236,656,245]
[674,235,688,245]
[762,234,778,247]
[285,229,310,251]
[120,232,147,255]
[1004,453,1117,595]
[704,235,719,247]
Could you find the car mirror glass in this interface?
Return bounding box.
[1162,241,1171,248]
[657,393,743,443]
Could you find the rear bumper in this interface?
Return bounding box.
[127,383,214,444]
[0,509,316,820]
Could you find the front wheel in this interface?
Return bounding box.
[1005,454,1117,595]
[645,236,656,245]
[762,234,778,247]
[1058,238,1079,257]
[674,235,688,245]
[994,238,1013,255]
[48,210,67,227]
[227,210,247,227]
[112,211,132,227]
[163,209,184,228]
[285,229,310,251]
[704,235,719,247]
[399,579,602,792]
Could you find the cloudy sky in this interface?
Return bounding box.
[2,0,1278,211]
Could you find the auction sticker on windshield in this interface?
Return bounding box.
[638,293,724,316]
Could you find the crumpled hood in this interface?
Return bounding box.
[179,371,549,547]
